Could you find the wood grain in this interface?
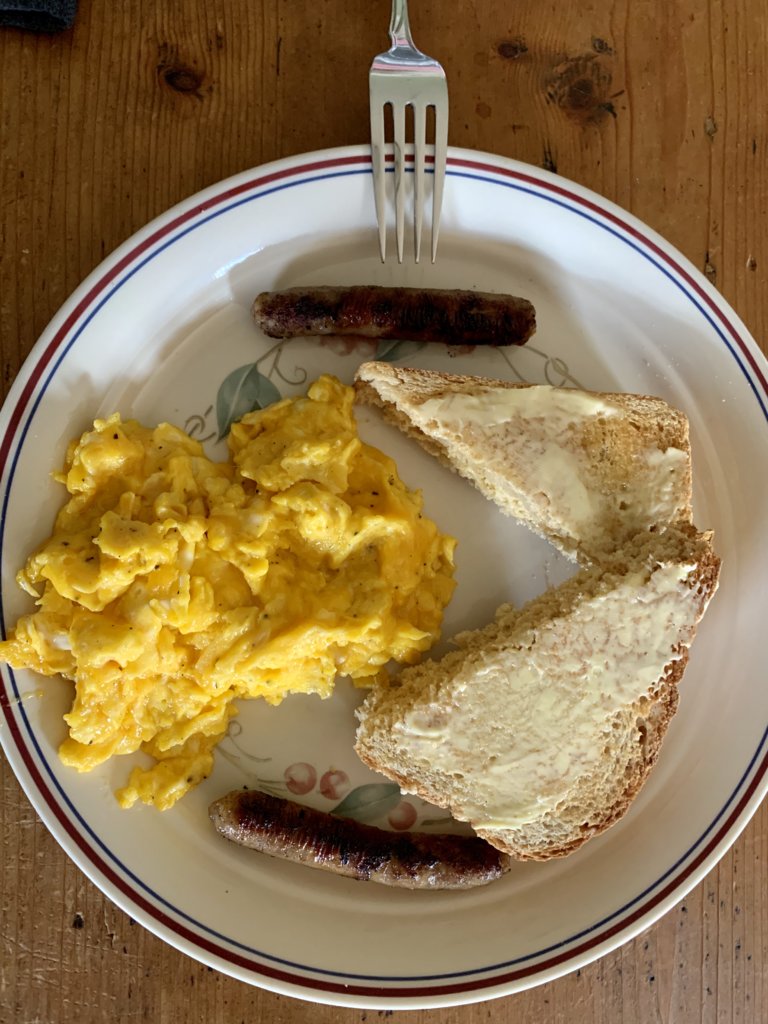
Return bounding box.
[2,1,767,1021]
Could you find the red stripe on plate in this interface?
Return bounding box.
[1,150,766,1000]
[450,157,768,396]
[0,154,370,479]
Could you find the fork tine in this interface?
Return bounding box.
[431,100,449,263]
[369,96,388,262]
[412,102,426,264]
[392,102,407,264]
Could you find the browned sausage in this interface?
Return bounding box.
[251,286,536,347]
[209,789,510,890]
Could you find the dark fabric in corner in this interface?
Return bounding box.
[0,0,76,32]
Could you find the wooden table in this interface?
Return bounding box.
[1,1,766,1021]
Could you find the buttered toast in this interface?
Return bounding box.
[354,362,692,564]
[355,525,720,860]
[353,365,720,861]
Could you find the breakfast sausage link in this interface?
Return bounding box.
[251,286,536,347]
[209,789,510,889]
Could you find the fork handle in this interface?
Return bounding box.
[389,0,416,52]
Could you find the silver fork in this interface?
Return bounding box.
[369,0,449,263]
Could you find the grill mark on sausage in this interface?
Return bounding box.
[251,286,536,347]
[210,789,510,889]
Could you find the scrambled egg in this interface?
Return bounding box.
[0,376,455,809]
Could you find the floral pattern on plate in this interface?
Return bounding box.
[185,335,587,443]
[218,720,450,831]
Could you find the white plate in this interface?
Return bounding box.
[1,146,767,1009]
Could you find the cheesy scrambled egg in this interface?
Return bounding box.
[0,376,455,809]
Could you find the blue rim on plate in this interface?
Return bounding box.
[1,146,767,1007]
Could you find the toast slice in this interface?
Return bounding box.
[354,362,692,564]
[355,524,720,861]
